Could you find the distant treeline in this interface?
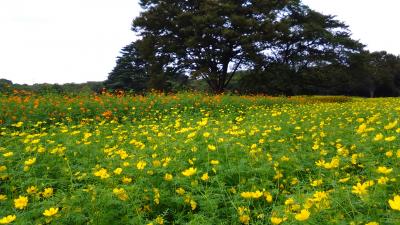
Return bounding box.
[0,79,104,95]
[2,49,400,97]
[233,51,400,97]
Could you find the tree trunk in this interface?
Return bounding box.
[369,89,375,98]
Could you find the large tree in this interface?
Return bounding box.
[110,0,363,93]
[132,0,363,93]
[133,0,304,93]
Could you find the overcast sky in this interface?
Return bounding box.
[0,0,399,85]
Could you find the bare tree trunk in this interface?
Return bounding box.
[369,89,375,98]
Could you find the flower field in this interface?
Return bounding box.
[1,92,400,224]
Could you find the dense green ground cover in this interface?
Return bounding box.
[1,93,399,224]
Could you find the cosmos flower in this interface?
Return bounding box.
[94,168,110,179]
[295,209,310,221]
[43,207,59,217]
[0,215,16,224]
[136,161,147,170]
[201,173,209,181]
[42,187,54,198]
[388,195,400,211]
[164,173,173,181]
[270,217,285,225]
[181,167,197,177]
[14,196,28,209]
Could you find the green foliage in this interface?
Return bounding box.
[104,0,400,96]
[0,79,13,94]
[1,92,400,224]
[234,50,400,97]
[107,0,362,93]
[347,51,400,97]
[105,42,149,92]
[105,40,189,93]
[0,81,104,95]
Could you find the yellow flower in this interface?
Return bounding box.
[366,222,379,225]
[295,209,310,221]
[94,168,110,179]
[377,176,389,185]
[323,157,340,169]
[377,166,392,174]
[285,198,295,205]
[385,151,393,157]
[190,199,197,210]
[164,173,173,181]
[373,133,384,141]
[274,171,283,180]
[239,214,250,224]
[42,187,54,198]
[113,188,128,201]
[352,182,368,195]
[187,132,196,139]
[14,196,28,209]
[43,207,59,217]
[251,190,263,199]
[356,123,367,134]
[241,192,253,199]
[13,121,23,127]
[0,195,7,201]
[175,188,185,195]
[113,167,123,175]
[384,120,397,129]
[364,180,375,187]
[310,179,323,187]
[136,161,147,170]
[122,176,132,184]
[385,136,396,142]
[240,191,263,199]
[313,191,328,202]
[270,217,284,225]
[388,195,400,211]
[201,173,209,181]
[207,145,216,151]
[181,167,197,177]
[3,152,13,157]
[155,215,164,224]
[26,186,38,194]
[210,160,219,165]
[339,177,350,183]
[264,192,273,203]
[24,157,36,166]
[0,215,16,224]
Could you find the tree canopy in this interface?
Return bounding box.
[104,0,400,96]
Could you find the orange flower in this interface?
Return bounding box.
[102,110,113,119]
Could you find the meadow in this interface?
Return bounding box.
[1,92,400,225]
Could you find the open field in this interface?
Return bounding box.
[1,93,400,224]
